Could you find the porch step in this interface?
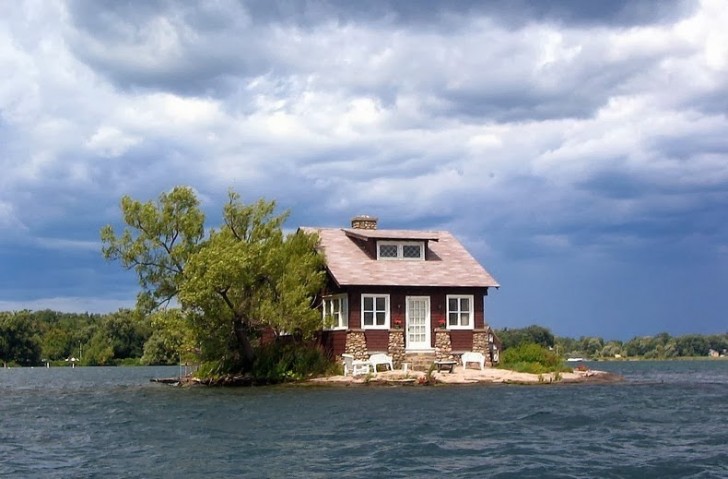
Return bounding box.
[404,352,438,371]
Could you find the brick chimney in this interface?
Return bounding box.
[351,215,378,230]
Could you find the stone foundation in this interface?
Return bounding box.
[344,330,368,360]
[435,330,454,360]
[473,330,488,354]
[473,329,491,366]
[387,330,405,367]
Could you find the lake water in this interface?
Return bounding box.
[1,361,727,478]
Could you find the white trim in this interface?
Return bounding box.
[322,294,348,330]
[406,296,432,351]
[361,293,390,329]
[446,294,474,330]
[376,240,425,260]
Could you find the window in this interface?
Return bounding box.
[447,295,474,329]
[379,244,398,258]
[361,294,390,329]
[377,241,424,260]
[322,294,348,330]
[402,244,422,258]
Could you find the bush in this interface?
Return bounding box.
[499,343,570,374]
[115,357,142,366]
[193,341,336,384]
[252,342,334,383]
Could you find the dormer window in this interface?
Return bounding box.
[377,241,425,260]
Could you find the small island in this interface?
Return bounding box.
[307,365,621,386]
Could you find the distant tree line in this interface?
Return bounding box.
[4,312,727,367]
[495,325,728,360]
[0,309,154,367]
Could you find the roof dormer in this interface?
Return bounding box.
[376,240,425,260]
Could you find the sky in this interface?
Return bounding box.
[1,0,726,340]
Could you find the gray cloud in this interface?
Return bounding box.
[1,0,726,337]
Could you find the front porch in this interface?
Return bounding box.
[337,328,498,371]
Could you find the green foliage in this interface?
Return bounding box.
[496,325,555,350]
[0,309,150,367]
[195,341,334,384]
[251,342,333,383]
[102,187,326,373]
[101,186,205,312]
[103,309,150,359]
[81,332,114,366]
[77,309,150,366]
[619,333,725,359]
[499,343,570,374]
[179,195,325,364]
[556,331,728,360]
[116,357,142,366]
[140,309,196,365]
[0,311,42,366]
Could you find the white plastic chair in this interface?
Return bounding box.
[461,352,485,370]
[368,353,394,373]
[342,354,371,376]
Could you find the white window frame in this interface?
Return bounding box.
[446,294,474,330]
[361,294,390,329]
[322,294,348,330]
[376,241,425,260]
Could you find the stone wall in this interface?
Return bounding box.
[435,330,454,360]
[473,329,491,366]
[472,329,501,366]
[387,330,405,367]
[344,330,368,360]
[473,330,488,353]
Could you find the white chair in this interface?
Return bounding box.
[342,354,371,376]
[461,352,485,370]
[368,353,394,373]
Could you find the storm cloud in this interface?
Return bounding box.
[1,0,726,338]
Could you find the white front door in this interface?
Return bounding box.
[406,296,431,350]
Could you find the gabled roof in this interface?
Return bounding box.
[300,227,499,288]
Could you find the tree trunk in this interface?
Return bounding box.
[233,318,255,370]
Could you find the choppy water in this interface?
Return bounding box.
[1,361,727,478]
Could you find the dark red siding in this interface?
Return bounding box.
[450,330,474,351]
[348,290,361,329]
[260,327,277,345]
[317,330,347,359]
[336,285,491,352]
[364,330,389,352]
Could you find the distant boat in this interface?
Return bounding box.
[566,357,586,362]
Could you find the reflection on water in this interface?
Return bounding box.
[1,362,727,478]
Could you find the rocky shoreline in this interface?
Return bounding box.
[154,366,622,387]
[306,366,622,386]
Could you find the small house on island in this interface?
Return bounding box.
[302,215,501,369]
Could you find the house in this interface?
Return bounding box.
[302,215,501,369]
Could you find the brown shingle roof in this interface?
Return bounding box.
[342,228,440,241]
[301,227,499,288]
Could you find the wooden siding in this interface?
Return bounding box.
[317,330,347,359]
[340,285,489,351]
[348,290,361,329]
[364,330,389,352]
[450,330,474,351]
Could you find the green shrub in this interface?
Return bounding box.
[193,342,335,384]
[115,357,142,366]
[499,343,570,374]
[251,342,334,383]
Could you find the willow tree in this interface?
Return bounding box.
[101,186,325,372]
